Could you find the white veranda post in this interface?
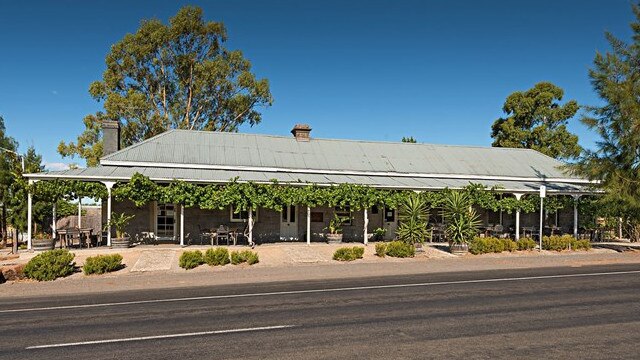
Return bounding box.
[514,193,523,241]
[27,180,36,250]
[78,198,82,229]
[306,206,310,245]
[363,208,368,245]
[52,202,57,244]
[249,207,254,246]
[573,195,580,239]
[180,204,185,247]
[102,182,116,247]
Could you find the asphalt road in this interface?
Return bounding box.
[1,264,640,359]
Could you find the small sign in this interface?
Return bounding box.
[539,185,546,198]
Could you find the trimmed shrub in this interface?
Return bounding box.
[24,249,75,281]
[83,254,123,275]
[384,241,415,258]
[516,237,537,251]
[375,242,387,257]
[204,247,231,266]
[469,237,518,254]
[179,250,204,270]
[230,250,259,265]
[542,235,591,251]
[500,238,517,252]
[333,246,365,261]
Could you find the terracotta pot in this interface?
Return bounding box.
[326,233,343,244]
[32,238,55,251]
[111,237,131,249]
[450,243,469,255]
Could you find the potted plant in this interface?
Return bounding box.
[325,213,347,244]
[105,212,135,249]
[32,232,55,251]
[372,228,386,241]
[396,193,429,252]
[441,190,481,254]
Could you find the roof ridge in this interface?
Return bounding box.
[166,129,542,153]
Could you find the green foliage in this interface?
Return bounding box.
[383,241,415,258]
[327,213,348,234]
[332,246,365,261]
[469,237,518,254]
[204,247,231,266]
[179,250,204,269]
[104,212,135,238]
[542,235,591,251]
[83,254,123,275]
[441,190,481,245]
[375,242,387,257]
[230,250,259,265]
[401,136,417,143]
[569,4,640,239]
[516,237,537,251]
[397,193,429,244]
[491,82,581,160]
[24,249,75,281]
[59,6,273,166]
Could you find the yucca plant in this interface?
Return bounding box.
[396,193,429,244]
[441,190,481,245]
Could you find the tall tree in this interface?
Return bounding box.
[59,6,273,166]
[491,82,581,160]
[402,136,417,143]
[571,3,640,239]
[0,116,18,246]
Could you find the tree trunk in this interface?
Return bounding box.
[1,203,6,247]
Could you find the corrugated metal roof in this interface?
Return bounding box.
[28,166,589,194]
[100,130,577,179]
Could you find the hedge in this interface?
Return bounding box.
[543,235,591,251]
[375,241,415,258]
[230,250,259,265]
[204,247,231,266]
[179,250,204,269]
[333,246,365,261]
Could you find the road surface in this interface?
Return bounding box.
[1,264,639,359]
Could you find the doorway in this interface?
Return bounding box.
[280,205,298,241]
[156,203,176,241]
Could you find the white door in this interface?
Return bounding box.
[156,203,176,241]
[280,205,298,241]
[383,207,397,240]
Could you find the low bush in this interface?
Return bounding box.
[516,237,537,251]
[375,242,387,257]
[204,247,231,266]
[384,241,415,258]
[24,249,75,281]
[83,254,123,275]
[332,246,365,261]
[230,250,259,265]
[179,250,204,270]
[469,237,518,254]
[542,235,591,251]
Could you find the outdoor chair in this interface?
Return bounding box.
[216,225,229,245]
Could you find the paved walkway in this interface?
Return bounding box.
[1,243,639,299]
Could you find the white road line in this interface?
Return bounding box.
[26,325,296,349]
[3,269,639,314]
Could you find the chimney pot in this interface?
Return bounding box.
[102,120,121,156]
[291,124,311,142]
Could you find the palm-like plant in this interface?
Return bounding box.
[397,193,429,244]
[441,190,480,245]
[104,212,135,238]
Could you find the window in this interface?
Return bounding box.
[371,205,379,214]
[335,206,352,226]
[384,207,395,222]
[230,206,258,222]
[311,212,324,223]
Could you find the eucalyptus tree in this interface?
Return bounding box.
[491,82,581,160]
[59,6,273,166]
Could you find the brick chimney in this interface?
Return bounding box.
[102,120,121,156]
[291,124,311,142]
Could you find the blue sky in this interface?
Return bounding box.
[0,0,634,170]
